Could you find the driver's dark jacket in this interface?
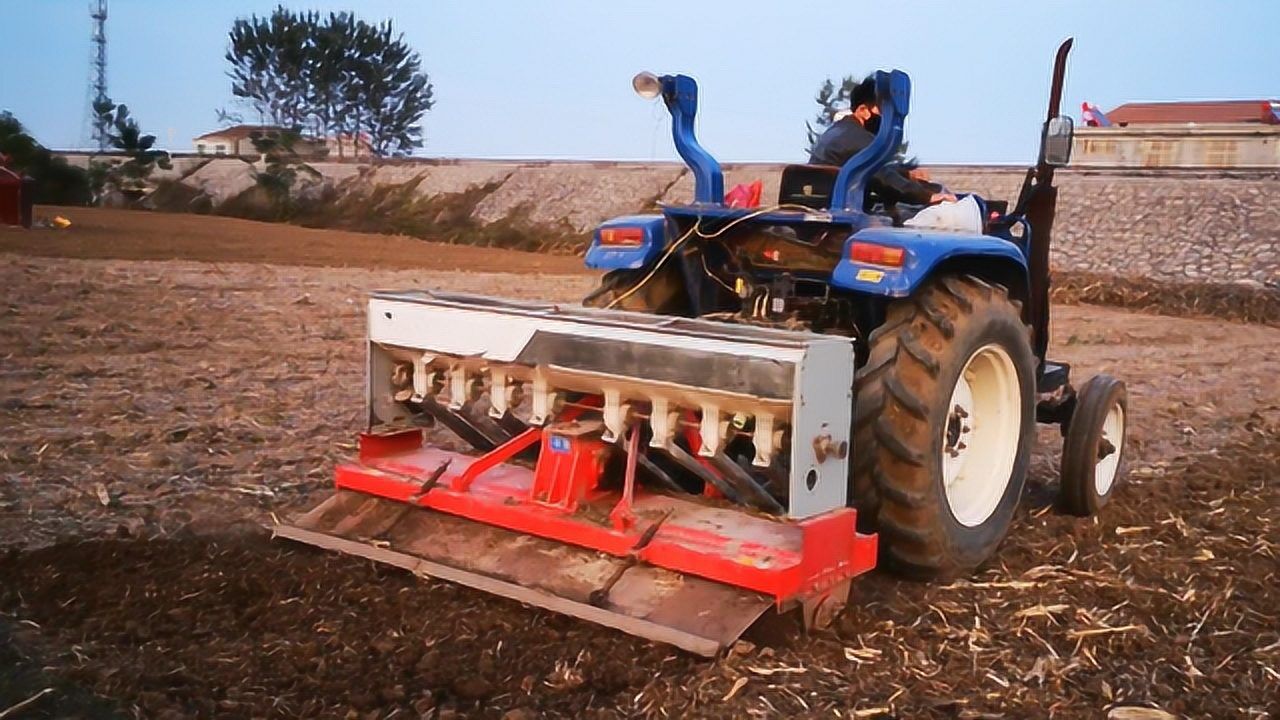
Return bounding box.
[808,119,935,205]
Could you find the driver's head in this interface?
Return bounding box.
[850,78,881,133]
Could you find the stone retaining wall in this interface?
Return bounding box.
[927,168,1280,285]
[61,153,1279,285]
[473,166,683,232]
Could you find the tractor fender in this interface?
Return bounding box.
[584,214,666,271]
[831,226,1028,298]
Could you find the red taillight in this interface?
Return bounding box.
[849,241,906,267]
[598,227,646,247]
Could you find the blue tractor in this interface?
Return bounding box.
[282,39,1132,650]
[581,39,1128,578]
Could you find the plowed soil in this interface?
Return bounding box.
[1,210,1277,719]
[2,206,587,275]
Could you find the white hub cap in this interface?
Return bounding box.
[1095,401,1125,496]
[942,344,1021,527]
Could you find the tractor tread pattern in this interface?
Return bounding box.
[915,294,956,339]
[938,276,975,312]
[898,333,940,375]
[873,417,926,466]
[851,275,1030,579]
[885,373,930,420]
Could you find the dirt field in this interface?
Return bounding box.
[2,206,587,275]
[1,210,1277,719]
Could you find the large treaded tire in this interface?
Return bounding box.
[851,275,1036,579]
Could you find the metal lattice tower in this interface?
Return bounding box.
[87,0,110,151]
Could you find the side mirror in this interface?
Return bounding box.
[1042,115,1074,167]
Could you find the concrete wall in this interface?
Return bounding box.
[180,158,258,206]
[335,162,522,200]
[1073,124,1280,169]
[473,164,683,232]
[57,152,210,180]
[52,153,1280,286]
[937,168,1279,285]
[662,164,1280,285]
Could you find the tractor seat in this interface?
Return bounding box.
[778,164,839,209]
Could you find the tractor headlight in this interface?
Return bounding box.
[632,72,661,99]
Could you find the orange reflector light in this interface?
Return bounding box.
[598,227,646,247]
[849,241,906,267]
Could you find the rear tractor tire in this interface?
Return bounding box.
[851,275,1036,579]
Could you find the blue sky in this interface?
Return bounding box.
[2,1,1277,163]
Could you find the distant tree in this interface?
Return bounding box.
[806,75,862,153]
[0,112,92,205]
[90,98,172,200]
[224,7,434,158]
[250,127,319,205]
[214,107,245,126]
[0,113,39,163]
[306,12,356,155]
[344,19,435,157]
[225,7,313,129]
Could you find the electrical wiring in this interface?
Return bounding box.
[603,223,697,309]
[700,249,737,293]
[693,203,820,240]
[605,203,819,310]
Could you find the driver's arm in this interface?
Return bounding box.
[869,166,952,205]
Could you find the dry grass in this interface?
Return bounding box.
[1052,271,1280,327]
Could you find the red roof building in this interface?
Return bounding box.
[1105,100,1280,126]
[1074,98,1280,168]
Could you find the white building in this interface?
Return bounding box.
[192,126,371,160]
[1073,100,1280,168]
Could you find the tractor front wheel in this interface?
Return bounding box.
[851,276,1036,579]
[1058,374,1127,516]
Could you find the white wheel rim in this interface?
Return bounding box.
[1095,401,1124,495]
[942,344,1021,527]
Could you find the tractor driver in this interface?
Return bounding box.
[809,78,955,207]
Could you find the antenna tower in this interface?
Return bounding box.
[87,0,110,151]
